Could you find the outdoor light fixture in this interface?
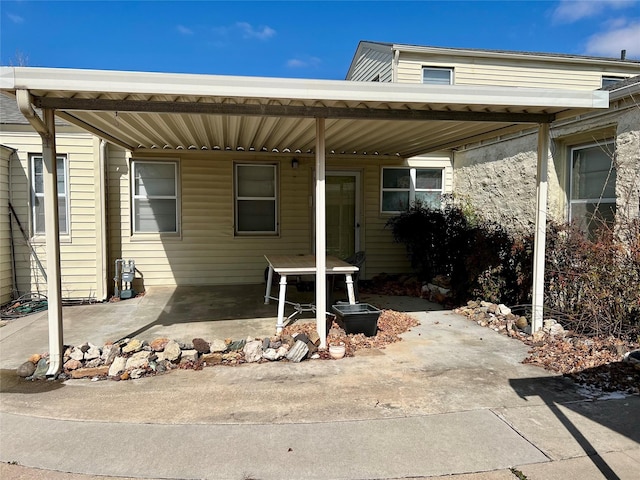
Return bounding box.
[291,158,299,169]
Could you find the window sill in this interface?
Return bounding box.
[130,232,182,242]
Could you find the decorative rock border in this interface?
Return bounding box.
[17,332,326,382]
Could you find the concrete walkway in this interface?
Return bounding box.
[1,286,638,479]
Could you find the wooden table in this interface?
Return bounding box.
[264,254,359,333]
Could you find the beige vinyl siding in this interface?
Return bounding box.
[108,149,452,288]
[0,145,14,304]
[396,52,639,89]
[347,44,393,82]
[0,128,101,300]
[108,151,313,288]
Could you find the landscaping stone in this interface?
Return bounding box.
[84,344,101,360]
[32,358,48,379]
[163,340,182,362]
[64,359,82,371]
[108,356,127,377]
[150,338,170,352]
[16,361,36,378]
[71,366,109,379]
[201,353,223,365]
[286,340,309,363]
[70,347,85,361]
[192,338,210,354]
[179,349,198,364]
[28,353,41,364]
[122,338,143,354]
[210,339,227,352]
[84,358,103,368]
[243,340,263,363]
[262,348,279,361]
[227,339,246,352]
[125,351,151,370]
[129,368,146,379]
[102,344,120,366]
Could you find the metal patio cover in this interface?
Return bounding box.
[0,66,609,372]
[0,66,608,157]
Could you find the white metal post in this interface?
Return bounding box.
[43,108,64,376]
[531,123,550,333]
[315,118,327,348]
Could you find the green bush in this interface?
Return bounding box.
[386,202,532,305]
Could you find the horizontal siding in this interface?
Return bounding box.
[108,150,456,288]
[348,45,393,82]
[396,52,640,89]
[0,146,13,304]
[0,129,100,300]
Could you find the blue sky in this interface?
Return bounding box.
[1,1,639,79]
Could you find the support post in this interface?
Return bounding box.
[40,108,64,375]
[531,123,550,333]
[315,118,327,348]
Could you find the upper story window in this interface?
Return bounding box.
[602,76,626,88]
[31,154,69,235]
[132,160,179,233]
[235,163,278,235]
[422,67,453,85]
[381,167,443,213]
[569,141,616,236]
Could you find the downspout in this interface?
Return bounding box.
[17,89,64,376]
[392,48,399,83]
[99,140,109,301]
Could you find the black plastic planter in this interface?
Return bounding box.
[331,303,381,337]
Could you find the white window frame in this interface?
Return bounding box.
[234,163,279,236]
[381,167,444,214]
[131,159,180,234]
[422,67,453,85]
[568,140,616,229]
[30,154,69,236]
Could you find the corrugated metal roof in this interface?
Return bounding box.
[0,66,609,157]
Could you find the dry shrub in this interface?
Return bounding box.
[545,220,640,340]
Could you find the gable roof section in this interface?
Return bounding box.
[0,92,69,126]
[0,66,608,157]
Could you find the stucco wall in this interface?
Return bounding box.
[453,134,541,233]
[452,103,640,235]
[613,107,640,226]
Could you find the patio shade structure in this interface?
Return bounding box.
[0,66,609,374]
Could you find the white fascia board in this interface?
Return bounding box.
[1,66,608,110]
[391,44,640,68]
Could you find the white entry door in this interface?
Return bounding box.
[325,171,361,259]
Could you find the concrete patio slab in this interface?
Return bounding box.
[1,286,638,480]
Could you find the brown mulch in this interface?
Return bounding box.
[283,309,420,358]
[522,334,639,395]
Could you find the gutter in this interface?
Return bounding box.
[16,90,48,136]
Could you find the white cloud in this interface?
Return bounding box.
[585,20,640,58]
[286,56,321,69]
[7,13,24,24]
[235,22,276,40]
[177,25,193,35]
[552,0,636,24]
